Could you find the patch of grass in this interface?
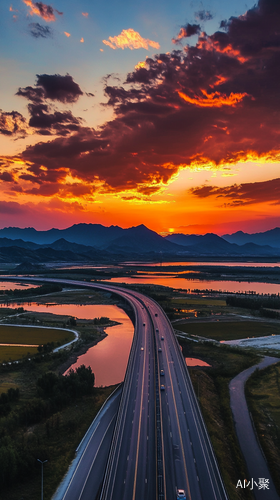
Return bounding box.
[177,320,280,341]
[246,363,280,496]
[0,346,38,363]
[0,385,116,500]
[0,325,75,345]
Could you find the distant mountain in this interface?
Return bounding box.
[0,237,40,250]
[165,232,280,256]
[1,224,280,260]
[0,245,88,264]
[165,233,230,248]
[0,224,124,247]
[103,224,184,254]
[222,228,280,248]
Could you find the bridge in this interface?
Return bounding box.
[4,277,229,500]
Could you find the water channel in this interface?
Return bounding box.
[1,267,279,385]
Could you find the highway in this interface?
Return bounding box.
[3,276,228,500]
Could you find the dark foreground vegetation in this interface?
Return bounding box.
[0,350,115,500]
[226,294,280,318]
[0,283,63,299]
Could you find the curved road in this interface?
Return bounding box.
[3,276,228,500]
[230,356,280,500]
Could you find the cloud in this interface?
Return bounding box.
[28,22,53,38]
[102,28,160,50]
[22,0,62,22]
[17,74,83,104]
[80,37,84,43]
[82,12,88,17]
[0,110,29,137]
[2,0,280,202]
[64,31,71,37]
[14,74,84,136]
[189,178,280,206]
[172,23,201,43]
[195,10,213,22]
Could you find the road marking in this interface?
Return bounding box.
[132,321,147,500]
[61,420,101,500]
[164,343,192,500]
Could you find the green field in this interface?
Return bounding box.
[0,325,75,362]
[177,320,280,341]
[0,325,75,344]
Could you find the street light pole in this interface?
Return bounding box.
[37,458,48,500]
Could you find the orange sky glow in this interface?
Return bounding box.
[1,0,280,235]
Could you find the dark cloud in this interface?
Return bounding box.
[15,74,84,136]
[28,22,53,38]
[17,74,83,104]
[0,110,28,137]
[27,103,82,135]
[0,201,24,215]
[36,74,83,103]
[172,23,201,44]
[0,172,14,182]
[189,178,280,206]
[195,10,213,22]
[7,0,280,197]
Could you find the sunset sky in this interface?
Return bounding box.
[1,0,280,235]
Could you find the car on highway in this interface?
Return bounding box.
[141,347,144,351]
[158,347,162,352]
[176,488,186,500]
[155,313,158,317]
[160,369,165,376]
[160,385,165,391]
[161,336,164,340]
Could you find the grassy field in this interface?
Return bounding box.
[0,325,75,344]
[0,325,76,362]
[246,363,280,495]
[0,345,39,363]
[177,320,280,341]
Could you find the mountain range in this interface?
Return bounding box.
[0,224,279,263]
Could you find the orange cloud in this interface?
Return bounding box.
[197,34,247,63]
[102,28,160,50]
[22,0,62,22]
[64,31,71,38]
[178,89,249,108]
[82,12,88,17]
[80,37,84,43]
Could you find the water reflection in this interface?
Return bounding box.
[0,302,134,387]
[100,277,280,295]
[0,281,39,291]
[185,358,211,367]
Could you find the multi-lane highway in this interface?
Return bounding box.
[3,277,228,500]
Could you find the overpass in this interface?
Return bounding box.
[3,277,228,500]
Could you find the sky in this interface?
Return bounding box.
[1,0,280,235]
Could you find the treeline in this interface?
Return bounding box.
[0,365,95,489]
[93,316,110,324]
[37,365,95,405]
[0,283,62,298]
[226,294,280,311]
[0,388,20,417]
